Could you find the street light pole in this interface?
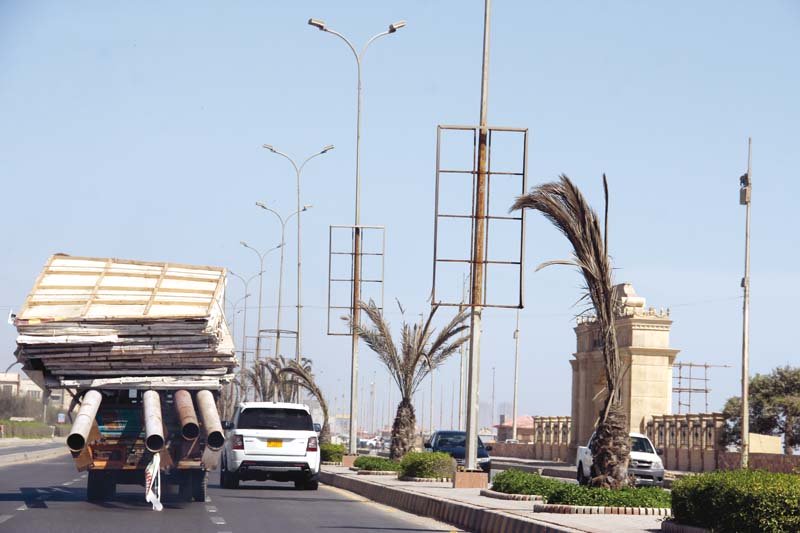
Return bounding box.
[739,137,753,469]
[308,17,406,456]
[229,268,267,400]
[512,309,520,441]
[262,144,334,401]
[465,0,492,473]
[255,203,309,368]
[240,242,283,371]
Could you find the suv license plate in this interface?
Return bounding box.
[267,440,282,448]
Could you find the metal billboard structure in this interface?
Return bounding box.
[327,224,386,336]
[432,125,528,309]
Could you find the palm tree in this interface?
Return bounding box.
[511,174,630,488]
[279,359,331,444]
[247,356,293,402]
[350,300,470,460]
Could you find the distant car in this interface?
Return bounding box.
[576,431,664,487]
[424,430,492,473]
[220,402,320,490]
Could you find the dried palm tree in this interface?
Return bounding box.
[511,174,630,488]
[279,359,331,444]
[349,300,470,460]
[247,356,292,402]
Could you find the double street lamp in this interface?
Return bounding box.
[308,16,406,456]
[255,202,311,383]
[239,242,283,375]
[262,144,333,393]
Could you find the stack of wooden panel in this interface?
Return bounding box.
[14,255,236,389]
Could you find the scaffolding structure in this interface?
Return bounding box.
[672,362,731,413]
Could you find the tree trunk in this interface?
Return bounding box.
[589,402,630,488]
[390,398,416,461]
[785,412,794,455]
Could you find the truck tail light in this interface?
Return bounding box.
[306,436,318,452]
[233,434,244,450]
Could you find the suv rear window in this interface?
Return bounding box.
[237,408,313,431]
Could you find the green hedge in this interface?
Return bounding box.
[399,451,454,479]
[0,420,55,439]
[491,469,564,498]
[671,469,800,533]
[320,443,346,463]
[353,456,400,471]
[548,483,670,508]
[492,469,670,508]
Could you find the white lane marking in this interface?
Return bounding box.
[80,473,87,479]
[0,515,13,525]
[62,481,73,486]
[210,516,226,525]
[206,505,217,513]
[205,497,211,502]
[15,506,25,511]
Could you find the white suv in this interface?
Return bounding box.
[220,402,320,490]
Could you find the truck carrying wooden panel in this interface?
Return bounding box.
[12,254,236,503]
[14,254,236,390]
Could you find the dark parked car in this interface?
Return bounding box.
[424,430,492,473]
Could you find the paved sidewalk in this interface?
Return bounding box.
[0,437,67,466]
[322,465,665,533]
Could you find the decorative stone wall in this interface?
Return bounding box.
[646,413,725,472]
[492,416,572,462]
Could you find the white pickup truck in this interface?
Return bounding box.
[576,432,664,487]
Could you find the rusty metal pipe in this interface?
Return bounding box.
[67,390,102,452]
[196,390,224,450]
[143,390,165,452]
[174,390,200,440]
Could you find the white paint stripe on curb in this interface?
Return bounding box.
[0,447,69,468]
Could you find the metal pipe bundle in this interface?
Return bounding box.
[196,390,224,450]
[67,390,103,452]
[174,389,200,440]
[143,390,165,452]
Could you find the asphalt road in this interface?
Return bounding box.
[0,454,462,532]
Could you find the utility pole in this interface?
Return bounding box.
[739,137,752,469]
[429,370,434,435]
[458,275,468,430]
[512,309,520,441]
[370,376,375,435]
[451,381,455,429]
[491,366,496,430]
[464,0,492,473]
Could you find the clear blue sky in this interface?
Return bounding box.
[1,1,798,428]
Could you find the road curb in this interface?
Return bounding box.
[0,446,68,468]
[320,470,577,533]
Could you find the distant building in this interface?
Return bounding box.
[0,373,70,411]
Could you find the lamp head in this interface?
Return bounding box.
[255,201,267,209]
[321,144,334,153]
[389,20,406,33]
[308,18,326,31]
[239,241,248,248]
[302,204,313,211]
[262,144,276,152]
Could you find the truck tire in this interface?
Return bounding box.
[192,470,208,502]
[221,458,239,489]
[87,471,109,502]
[178,472,193,502]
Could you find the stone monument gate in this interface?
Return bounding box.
[569,283,679,451]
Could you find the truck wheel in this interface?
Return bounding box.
[221,458,239,489]
[178,472,193,502]
[87,471,107,502]
[192,470,208,502]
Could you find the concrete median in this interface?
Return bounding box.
[320,468,576,533]
[0,443,68,468]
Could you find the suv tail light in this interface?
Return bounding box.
[306,436,318,452]
[233,434,244,450]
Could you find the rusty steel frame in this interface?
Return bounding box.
[327,224,386,336]
[432,124,528,309]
